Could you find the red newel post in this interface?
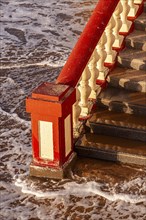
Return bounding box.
[26,82,77,179]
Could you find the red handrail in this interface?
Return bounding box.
[56,0,119,88]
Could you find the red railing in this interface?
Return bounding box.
[26,0,144,179]
[56,0,119,87]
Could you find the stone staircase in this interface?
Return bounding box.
[75,5,146,166]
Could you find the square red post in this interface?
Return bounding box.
[26,82,77,179]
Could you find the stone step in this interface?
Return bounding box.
[107,67,146,92]
[75,133,146,166]
[144,2,146,13]
[117,48,146,70]
[97,86,146,116]
[125,30,146,51]
[89,108,146,142]
[134,13,146,31]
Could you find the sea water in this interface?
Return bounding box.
[0,1,146,219]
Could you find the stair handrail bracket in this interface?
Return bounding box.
[26,0,144,179]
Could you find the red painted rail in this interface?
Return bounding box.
[56,0,119,87]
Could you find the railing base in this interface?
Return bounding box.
[29,152,77,179]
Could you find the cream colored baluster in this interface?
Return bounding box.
[88,51,99,100]
[119,0,132,33]
[96,34,109,95]
[113,2,124,49]
[128,0,139,17]
[134,0,143,4]
[97,33,108,80]
[78,66,91,117]
[104,16,117,64]
[72,87,81,137]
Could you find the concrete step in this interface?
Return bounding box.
[75,133,146,166]
[117,48,146,71]
[134,12,146,31]
[97,86,146,116]
[134,13,146,31]
[107,67,146,92]
[144,2,146,13]
[125,30,146,51]
[89,108,146,142]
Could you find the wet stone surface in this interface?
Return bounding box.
[0,0,95,68]
[0,0,146,219]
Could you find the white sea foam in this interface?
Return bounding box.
[1,1,146,219]
[0,59,65,70]
[0,0,96,69]
[14,177,146,204]
[0,107,30,126]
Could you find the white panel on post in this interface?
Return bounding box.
[65,115,72,157]
[39,121,54,160]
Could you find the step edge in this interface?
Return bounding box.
[90,121,146,132]
[97,98,146,108]
[75,145,146,158]
[75,146,146,166]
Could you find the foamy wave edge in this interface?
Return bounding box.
[0,60,64,69]
[0,107,30,126]
[14,178,146,204]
